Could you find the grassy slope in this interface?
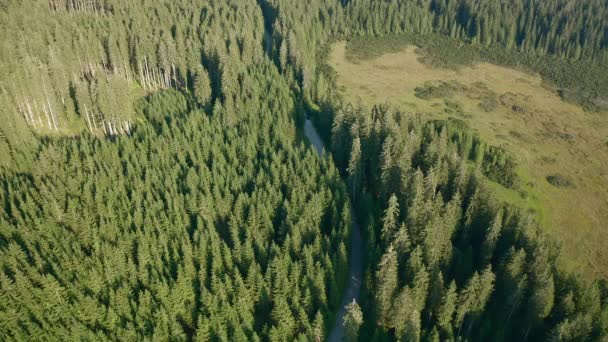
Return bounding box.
[329,41,608,279]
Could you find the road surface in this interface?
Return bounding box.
[303,119,363,342]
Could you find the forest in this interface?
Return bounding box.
[1,0,607,341]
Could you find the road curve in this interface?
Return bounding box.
[303,119,364,342]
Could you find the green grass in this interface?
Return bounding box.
[345,34,608,111]
[486,167,546,227]
[328,38,608,279]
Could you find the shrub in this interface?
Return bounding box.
[546,174,576,188]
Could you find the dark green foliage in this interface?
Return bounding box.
[193,66,212,107]
[346,33,608,111]
[480,145,520,188]
[3,0,608,146]
[0,1,353,338]
[546,174,576,189]
[328,103,608,341]
[414,81,462,100]
[1,0,608,341]
[262,0,608,112]
[345,0,608,60]
[0,0,266,139]
[423,119,520,189]
[0,82,352,340]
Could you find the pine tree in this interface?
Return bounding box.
[381,194,400,244]
[392,288,421,342]
[455,266,495,337]
[393,222,411,254]
[437,281,458,336]
[343,300,363,342]
[312,311,324,342]
[500,248,528,324]
[380,135,394,192]
[376,246,399,327]
[481,209,503,264]
[194,66,212,107]
[525,249,555,339]
[347,136,362,199]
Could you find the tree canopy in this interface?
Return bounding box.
[1,0,607,340]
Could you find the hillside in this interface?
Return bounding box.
[1,0,608,341]
[329,40,608,279]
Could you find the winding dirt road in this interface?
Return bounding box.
[303,119,363,342]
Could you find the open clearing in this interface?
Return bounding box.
[329,41,608,279]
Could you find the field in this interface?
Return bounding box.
[329,41,608,279]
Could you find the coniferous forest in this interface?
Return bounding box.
[1,0,608,341]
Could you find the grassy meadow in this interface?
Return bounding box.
[329,41,608,279]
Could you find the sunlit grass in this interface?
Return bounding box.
[329,41,608,279]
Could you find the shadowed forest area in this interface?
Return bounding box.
[1,0,607,341]
[329,39,608,279]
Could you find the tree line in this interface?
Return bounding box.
[263,0,608,111]
[2,0,606,146]
[0,82,352,340]
[329,104,608,341]
[0,0,262,141]
[1,0,353,340]
[1,0,607,340]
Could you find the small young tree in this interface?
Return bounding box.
[347,136,362,199]
[343,300,363,342]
